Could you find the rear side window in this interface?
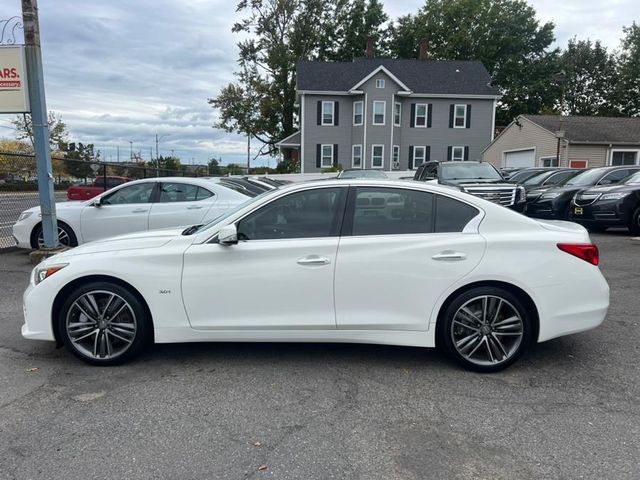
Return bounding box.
[435,195,479,233]
[351,187,434,235]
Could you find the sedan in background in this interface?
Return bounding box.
[571,170,640,234]
[525,166,640,220]
[22,180,608,372]
[519,169,580,190]
[12,177,251,249]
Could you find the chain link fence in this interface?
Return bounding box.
[0,151,248,249]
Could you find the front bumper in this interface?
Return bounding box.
[569,200,630,227]
[12,220,34,249]
[525,198,567,219]
[21,280,56,341]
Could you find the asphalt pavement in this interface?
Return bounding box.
[0,232,638,479]
[0,192,67,248]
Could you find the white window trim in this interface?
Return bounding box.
[375,79,385,89]
[539,156,558,167]
[453,104,467,129]
[609,149,640,166]
[452,146,465,161]
[413,146,426,167]
[371,144,384,169]
[352,144,363,168]
[353,101,363,126]
[414,103,428,128]
[394,102,402,127]
[321,144,334,167]
[392,145,400,169]
[372,101,386,126]
[321,101,335,126]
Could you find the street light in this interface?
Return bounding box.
[129,140,133,161]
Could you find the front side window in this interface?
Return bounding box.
[322,101,334,125]
[373,101,386,125]
[237,188,344,240]
[599,169,636,185]
[321,144,334,168]
[159,183,213,202]
[394,102,401,126]
[102,182,155,205]
[352,144,363,168]
[454,104,467,128]
[371,145,384,168]
[413,146,426,166]
[611,151,638,166]
[352,187,434,236]
[452,146,465,161]
[353,101,363,125]
[415,104,427,127]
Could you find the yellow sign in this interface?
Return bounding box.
[0,46,29,113]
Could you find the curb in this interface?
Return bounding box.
[631,237,640,245]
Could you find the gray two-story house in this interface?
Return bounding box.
[277,57,500,173]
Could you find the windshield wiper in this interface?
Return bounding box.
[182,224,203,236]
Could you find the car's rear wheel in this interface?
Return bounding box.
[629,207,640,236]
[32,222,78,249]
[57,282,151,365]
[438,287,534,373]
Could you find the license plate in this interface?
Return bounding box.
[574,207,583,215]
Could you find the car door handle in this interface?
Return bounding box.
[297,255,331,266]
[131,208,148,213]
[432,251,467,261]
[186,205,204,210]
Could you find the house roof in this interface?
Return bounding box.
[297,58,499,96]
[524,115,640,144]
[276,131,300,147]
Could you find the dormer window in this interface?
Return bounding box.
[375,79,385,89]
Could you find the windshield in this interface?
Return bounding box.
[183,189,274,235]
[624,171,640,184]
[440,163,502,181]
[565,168,605,186]
[339,169,388,179]
[522,171,552,185]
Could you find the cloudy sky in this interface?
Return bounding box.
[1,0,638,166]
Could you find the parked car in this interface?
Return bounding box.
[217,177,274,197]
[13,177,251,249]
[413,161,526,211]
[337,169,388,179]
[520,168,581,190]
[67,176,130,201]
[570,170,640,234]
[506,168,551,184]
[22,179,608,372]
[525,166,640,220]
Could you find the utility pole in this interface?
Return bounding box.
[155,134,159,176]
[129,140,133,160]
[247,133,251,172]
[22,0,58,248]
[116,145,119,162]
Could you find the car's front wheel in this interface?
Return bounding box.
[438,287,534,373]
[32,221,78,249]
[629,207,640,236]
[57,282,151,365]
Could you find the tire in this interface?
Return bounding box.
[437,286,534,373]
[31,221,78,249]
[57,281,151,366]
[629,207,640,236]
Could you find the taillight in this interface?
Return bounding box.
[557,243,599,266]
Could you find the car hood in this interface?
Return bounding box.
[581,184,639,195]
[528,185,581,196]
[23,200,87,215]
[51,227,185,259]
[442,179,510,186]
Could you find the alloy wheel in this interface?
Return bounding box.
[65,290,138,360]
[38,226,71,248]
[450,295,524,367]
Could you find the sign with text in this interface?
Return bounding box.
[0,46,29,113]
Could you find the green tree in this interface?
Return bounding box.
[385,0,559,125]
[225,163,245,175]
[616,23,640,116]
[208,157,223,176]
[559,39,619,116]
[64,142,100,179]
[148,155,182,176]
[13,111,69,151]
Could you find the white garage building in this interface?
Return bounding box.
[483,115,640,169]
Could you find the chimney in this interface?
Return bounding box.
[419,37,429,60]
[366,36,375,59]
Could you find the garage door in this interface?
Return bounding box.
[504,149,535,168]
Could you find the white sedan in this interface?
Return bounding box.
[12,177,250,248]
[22,179,609,372]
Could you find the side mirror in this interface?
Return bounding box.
[91,197,103,207]
[218,224,238,245]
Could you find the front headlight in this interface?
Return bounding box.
[541,192,562,199]
[33,263,68,285]
[516,186,526,203]
[600,192,630,200]
[17,211,33,222]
